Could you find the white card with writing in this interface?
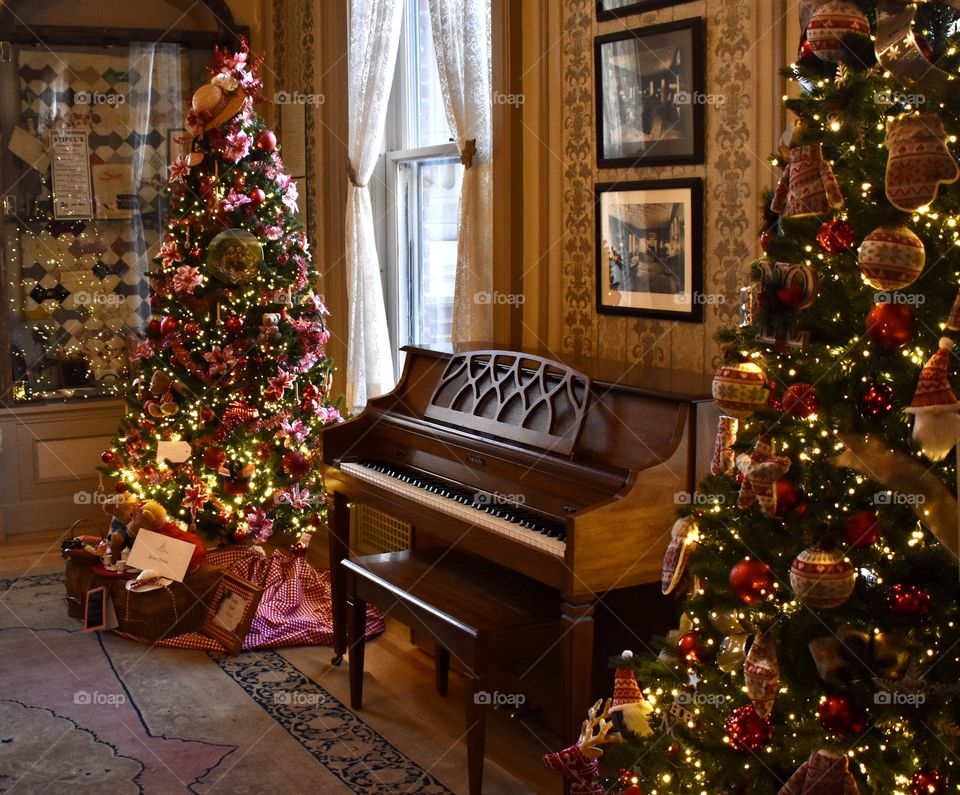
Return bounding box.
[126,529,194,583]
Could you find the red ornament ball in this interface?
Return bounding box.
[760,228,776,252]
[100,450,115,464]
[861,382,895,416]
[159,316,179,335]
[910,768,946,795]
[845,511,881,548]
[114,481,128,493]
[866,303,915,350]
[889,583,932,620]
[817,219,856,254]
[783,382,819,418]
[915,34,934,62]
[818,693,866,735]
[729,558,774,605]
[725,705,772,752]
[256,130,277,152]
[224,315,245,336]
[776,286,805,308]
[183,321,201,337]
[774,477,802,516]
[201,406,217,423]
[249,187,266,205]
[290,541,308,556]
[676,631,703,663]
[203,447,227,469]
[308,513,324,528]
[282,450,312,478]
[146,318,163,338]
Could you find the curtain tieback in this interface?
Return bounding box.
[347,163,365,188]
[460,139,477,169]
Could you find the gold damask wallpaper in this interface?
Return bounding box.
[555,0,784,375]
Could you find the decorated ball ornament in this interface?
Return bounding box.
[282,450,312,478]
[818,693,866,735]
[712,362,768,418]
[724,705,772,752]
[866,302,916,350]
[845,511,881,548]
[861,382,895,416]
[101,450,115,464]
[224,315,245,336]
[888,583,932,620]
[816,219,856,253]
[729,558,774,605]
[910,768,946,795]
[257,130,277,152]
[676,630,703,663]
[159,316,179,335]
[783,382,819,418]
[806,0,872,63]
[203,447,227,469]
[290,541,308,556]
[206,228,264,285]
[760,228,776,252]
[858,225,925,291]
[790,545,856,608]
[249,187,266,205]
[146,318,163,338]
[774,477,803,517]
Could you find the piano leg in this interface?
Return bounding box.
[561,599,595,742]
[328,490,350,665]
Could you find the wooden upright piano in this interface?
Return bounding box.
[321,346,715,740]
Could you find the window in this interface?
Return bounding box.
[379,0,463,366]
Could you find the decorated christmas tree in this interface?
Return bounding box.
[100,42,341,549]
[596,3,960,793]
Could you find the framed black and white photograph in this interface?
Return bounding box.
[200,572,263,654]
[596,178,703,321]
[595,18,705,167]
[597,0,685,21]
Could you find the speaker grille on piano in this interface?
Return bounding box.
[350,503,412,556]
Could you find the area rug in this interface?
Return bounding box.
[0,573,454,794]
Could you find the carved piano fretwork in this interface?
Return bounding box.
[320,345,716,741]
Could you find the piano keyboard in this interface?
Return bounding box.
[338,461,568,557]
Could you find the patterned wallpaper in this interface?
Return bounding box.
[559,0,773,374]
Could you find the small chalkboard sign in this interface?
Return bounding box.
[84,586,117,632]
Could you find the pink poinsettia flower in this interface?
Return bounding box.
[263,225,284,241]
[223,189,252,213]
[130,339,155,362]
[159,238,182,269]
[172,265,203,296]
[282,182,299,213]
[245,506,274,542]
[316,405,342,424]
[281,484,312,510]
[276,419,308,447]
[223,130,252,162]
[183,483,210,511]
[169,155,192,183]
[203,344,238,376]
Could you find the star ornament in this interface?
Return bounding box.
[736,437,791,516]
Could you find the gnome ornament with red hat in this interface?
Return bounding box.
[905,338,960,461]
[608,650,654,737]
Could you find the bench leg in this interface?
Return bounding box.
[466,673,487,795]
[435,644,450,696]
[349,596,367,710]
[328,491,350,664]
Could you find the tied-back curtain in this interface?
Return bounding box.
[345,0,404,412]
[427,0,493,344]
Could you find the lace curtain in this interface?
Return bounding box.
[427,0,493,344]
[345,0,403,412]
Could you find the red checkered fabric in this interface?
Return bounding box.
[114,547,385,651]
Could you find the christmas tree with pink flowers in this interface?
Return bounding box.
[101,41,342,549]
[562,2,960,793]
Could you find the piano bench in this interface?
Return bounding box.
[344,548,559,795]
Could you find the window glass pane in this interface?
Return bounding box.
[413,0,452,148]
[410,158,462,349]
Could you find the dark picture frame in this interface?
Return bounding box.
[200,572,263,654]
[596,178,704,321]
[595,18,705,167]
[597,0,686,21]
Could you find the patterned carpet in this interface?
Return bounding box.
[0,573,455,794]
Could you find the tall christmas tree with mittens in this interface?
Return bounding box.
[101,41,342,548]
[600,2,960,793]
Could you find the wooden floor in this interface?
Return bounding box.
[0,527,562,794]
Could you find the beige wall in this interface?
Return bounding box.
[519,0,790,375]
